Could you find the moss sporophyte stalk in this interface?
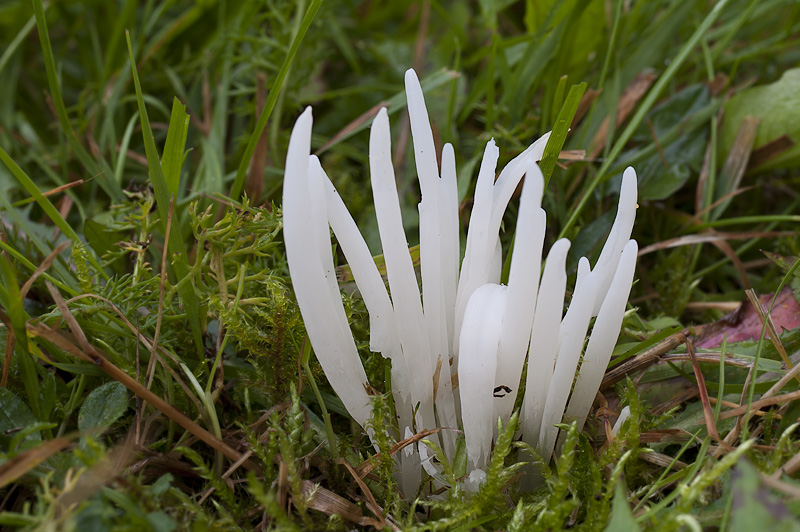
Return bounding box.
[282,68,637,495]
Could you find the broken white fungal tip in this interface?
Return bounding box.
[612,406,631,436]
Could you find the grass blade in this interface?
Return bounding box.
[31,0,122,200]
[540,82,587,187]
[0,147,105,279]
[126,35,204,356]
[229,0,323,200]
[560,0,734,238]
[0,256,40,420]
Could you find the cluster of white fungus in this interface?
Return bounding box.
[282,68,638,493]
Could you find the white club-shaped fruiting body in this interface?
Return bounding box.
[281,68,638,492]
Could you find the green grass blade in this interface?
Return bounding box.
[229,0,323,201]
[162,100,190,197]
[540,82,586,187]
[560,0,734,238]
[0,240,76,296]
[0,146,105,279]
[31,0,122,201]
[0,14,35,75]
[126,34,204,357]
[0,255,41,420]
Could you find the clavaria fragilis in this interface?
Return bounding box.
[282,68,638,492]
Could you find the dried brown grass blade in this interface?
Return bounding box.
[354,428,441,479]
[300,480,379,527]
[20,241,70,300]
[55,432,137,516]
[638,230,792,256]
[748,134,795,171]
[713,115,759,215]
[572,88,601,127]
[744,288,795,373]
[685,338,732,451]
[339,458,387,528]
[0,437,72,488]
[601,330,687,390]
[27,319,256,470]
[588,71,657,159]
[638,450,687,470]
[709,236,750,289]
[315,102,390,155]
[245,72,268,204]
[11,180,85,207]
[717,389,800,421]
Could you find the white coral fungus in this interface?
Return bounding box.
[282,68,638,489]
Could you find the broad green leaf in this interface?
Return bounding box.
[78,381,128,431]
[84,218,127,271]
[722,67,800,172]
[0,388,41,449]
[632,84,710,200]
[146,512,177,532]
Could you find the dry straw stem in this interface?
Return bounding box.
[717,390,800,421]
[686,338,732,451]
[601,330,689,389]
[637,230,794,256]
[744,288,795,372]
[0,436,73,488]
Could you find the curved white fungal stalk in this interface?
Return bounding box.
[282,108,372,428]
[453,132,551,359]
[493,163,546,427]
[590,167,638,316]
[406,71,458,453]
[316,156,417,467]
[520,238,570,448]
[459,283,508,471]
[564,239,638,431]
[369,107,437,435]
[536,258,600,461]
[317,158,398,356]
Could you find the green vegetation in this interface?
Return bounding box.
[2,0,800,529]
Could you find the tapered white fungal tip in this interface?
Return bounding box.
[404,67,420,86]
[621,166,638,207]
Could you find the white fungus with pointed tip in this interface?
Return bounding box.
[565,239,638,432]
[536,257,599,461]
[493,162,546,427]
[280,67,640,493]
[520,238,571,447]
[459,283,508,471]
[282,108,372,428]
